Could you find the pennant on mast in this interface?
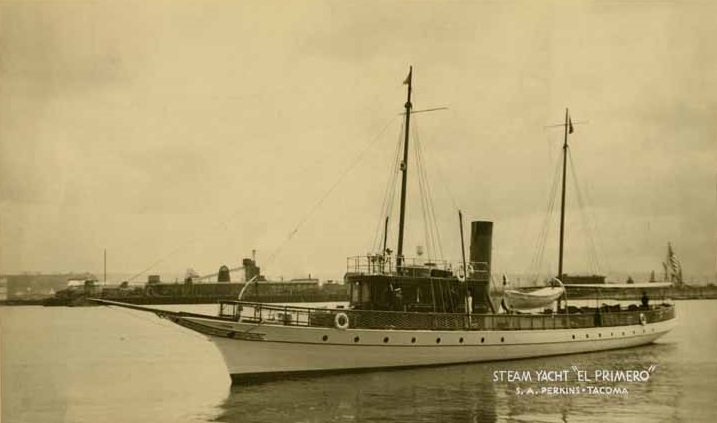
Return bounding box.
[403,68,412,85]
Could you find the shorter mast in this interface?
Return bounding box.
[557,108,572,281]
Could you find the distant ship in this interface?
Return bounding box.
[95,68,677,384]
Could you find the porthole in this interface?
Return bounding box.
[586,334,589,339]
[622,332,625,336]
[599,333,602,338]
[383,337,389,343]
[611,332,614,336]
[322,335,328,342]
[500,337,505,343]
[632,330,635,335]
[436,337,441,344]
[411,337,416,344]
[354,336,360,343]
[459,337,464,344]
[572,335,575,340]
[480,337,485,343]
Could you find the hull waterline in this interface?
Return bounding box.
[174,314,676,383]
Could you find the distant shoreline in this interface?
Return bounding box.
[2,284,716,306]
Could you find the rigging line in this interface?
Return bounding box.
[127,245,190,283]
[385,148,402,249]
[566,150,590,271]
[399,107,449,115]
[372,162,399,253]
[419,134,445,260]
[413,122,441,261]
[529,158,557,275]
[578,164,612,276]
[544,120,589,129]
[568,150,606,275]
[568,151,600,274]
[413,136,427,257]
[128,120,404,283]
[109,306,206,341]
[411,126,431,259]
[418,134,460,214]
[265,115,400,266]
[412,118,445,260]
[126,202,264,282]
[371,120,405,252]
[529,153,563,280]
[415,130,441,259]
[128,142,364,282]
[373,128,403,253]
[417,160,433,260]
[542,156,563,277]
[424,153,445,260]
[415,136,435,261]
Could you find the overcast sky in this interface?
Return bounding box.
[1,1,715,283]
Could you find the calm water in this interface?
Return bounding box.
[2,301,716,423]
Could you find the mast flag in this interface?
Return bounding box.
[403,68,412,85]
[568,115,574,134]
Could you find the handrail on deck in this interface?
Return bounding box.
[218,300,675,331]
[346,255,489,276]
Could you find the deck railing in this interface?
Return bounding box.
[219,301,675,331]
[346,256,489,277]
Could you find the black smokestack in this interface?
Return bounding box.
[469,221,493,279]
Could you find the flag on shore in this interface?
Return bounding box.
[664,242,683,284]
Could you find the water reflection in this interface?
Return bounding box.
[216,364,498,423]
[214,342,686,423]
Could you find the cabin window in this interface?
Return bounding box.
[361,282,371,303]
[351,282,360,303]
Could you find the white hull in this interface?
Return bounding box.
[179,314,676,382]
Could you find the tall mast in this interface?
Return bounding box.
[558,108,571,280]
[396,66,413,267]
